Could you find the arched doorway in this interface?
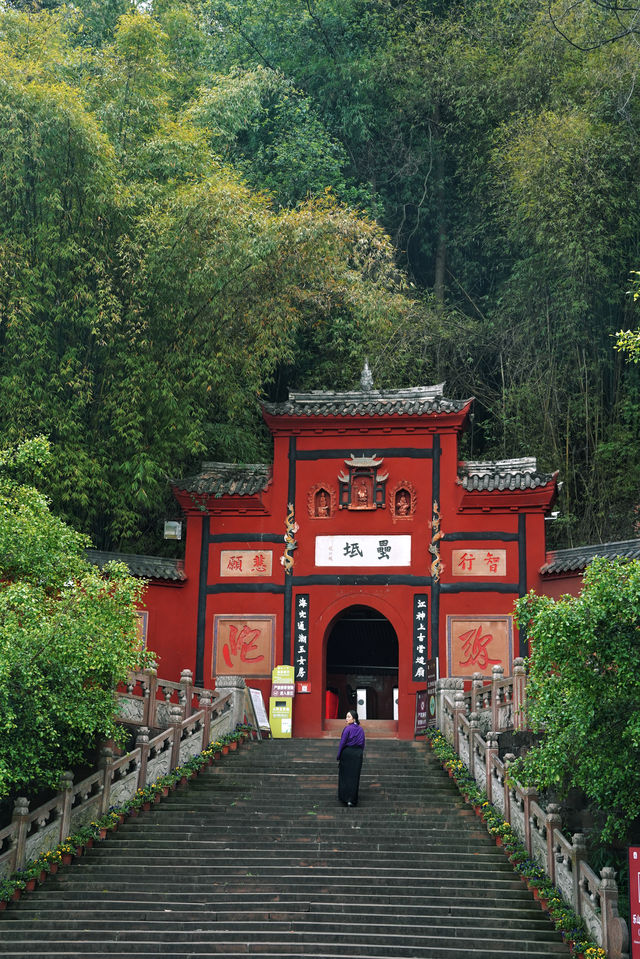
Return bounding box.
[325,605,399,720]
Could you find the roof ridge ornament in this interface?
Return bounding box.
[360,358,374,391]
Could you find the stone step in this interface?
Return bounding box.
[0,740,568,958]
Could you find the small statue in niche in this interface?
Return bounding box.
[316,490,330,517]
[396,490,410,515]
[356,482,369,507]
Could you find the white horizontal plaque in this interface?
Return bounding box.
[315,535,411,567]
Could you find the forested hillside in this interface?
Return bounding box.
[0,0,638,553]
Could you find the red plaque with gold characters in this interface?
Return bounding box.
[220,550,272,577]
[213,614,275,679]
[446,615,513,677]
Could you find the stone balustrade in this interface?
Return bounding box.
[437,659,528,740]
[436,680,629,959]
[0,670,256,883]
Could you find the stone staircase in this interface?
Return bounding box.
[0,738,569,958]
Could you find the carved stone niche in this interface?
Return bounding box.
[390,481,416,521]
[307,484,337,519]
[338,454,388,510]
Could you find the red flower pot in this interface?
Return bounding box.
[25,879,36,892]
[229,741,238,751]
[0,900,7,911]
[495,836,503,847]
[49,863,58,875]
[99,828,108,840]
[38,870,47,883]
[214,751,222,761]
[142,802,151,811]
[10,889,21,902]
[62,854,73,865]
[221,746,229,756]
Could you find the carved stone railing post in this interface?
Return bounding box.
[503,753,516,824]
[569,833,587,914]
[452,690,467,754]
[215,675,247,731]
[522,786,537,855]
[485,731,499,804]
[491,665,504,731]
[59,771,74,841]
[544,803,562,884]
[600,867,629,959]
[169,705,184,768]
[98,746,114,815]
[512,657,527,731]
[135,727,150,788]
[180,669,194,718]
[199,690,213,746]
[468,713,480,779]
[144,667,157,728]
[472,673,484,713]
[11,797,30,872]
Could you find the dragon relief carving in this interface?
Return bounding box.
[429,500,444,581]
[281,502,299,574]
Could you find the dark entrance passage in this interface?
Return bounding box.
[325,606,399,720]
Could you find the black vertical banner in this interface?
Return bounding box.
[294,593,309,680]
[413,594,429,681]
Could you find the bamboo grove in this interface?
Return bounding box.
[0,0,638,553]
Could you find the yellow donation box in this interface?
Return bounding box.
[269,665,295,739]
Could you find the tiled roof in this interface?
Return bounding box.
[172,462,271,497]
[263,384,471,417]
[541,538,640,575]
[458,457,556,492]
[87,550,186,581]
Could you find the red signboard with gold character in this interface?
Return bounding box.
[447,615,513,677]
[213,615,275,679]
[629,846,640,958]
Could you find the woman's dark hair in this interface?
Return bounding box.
[348,709,360,725]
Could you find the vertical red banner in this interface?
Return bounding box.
[630,846,640,959]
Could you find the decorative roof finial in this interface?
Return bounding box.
[360,358,374,391]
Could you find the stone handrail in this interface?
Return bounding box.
[436,681,629,959]
[436,659,528,738]
[0,671,256,883]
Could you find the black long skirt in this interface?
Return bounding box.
[338,745,364,805]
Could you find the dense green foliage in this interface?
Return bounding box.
[0,0,638,551]
[0,438,147,798]
[514,558,640,842]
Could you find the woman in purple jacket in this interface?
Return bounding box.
[337,709,365,806]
